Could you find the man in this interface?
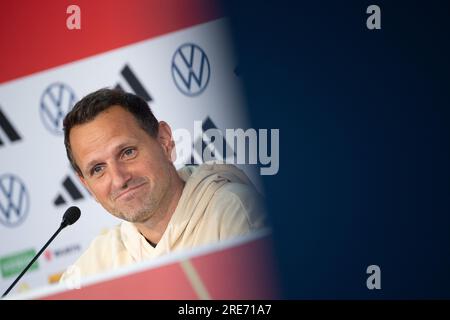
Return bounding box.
[60,88,267,282]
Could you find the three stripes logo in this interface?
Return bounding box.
[171,43,211,96]
[190,116,235,164]
[114,64,153,102]
[0,107,22,147]
[40,82,77,136]
[53,171,90,207]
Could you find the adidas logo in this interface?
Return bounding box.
[54,171,90,206]
[190,116,236,164]
[114,64,153,102]
[0,107,22,147]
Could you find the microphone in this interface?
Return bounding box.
[1,206,81,298]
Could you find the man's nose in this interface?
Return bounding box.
[110,162,132,189]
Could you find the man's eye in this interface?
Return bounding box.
[92,165,103,175]
[123,148,136,158]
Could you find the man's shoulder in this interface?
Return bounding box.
[88,223,120,244]
[71,225,125,271]
[208,182,266,229]
[213,182,263,207]
[60,224,126,282]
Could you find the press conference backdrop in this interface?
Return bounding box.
[0,0,262,295]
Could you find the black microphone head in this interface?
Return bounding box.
[61,206,81,228]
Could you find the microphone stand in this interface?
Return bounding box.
[2,224,65,298]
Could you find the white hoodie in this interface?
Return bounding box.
[60,163,267,281]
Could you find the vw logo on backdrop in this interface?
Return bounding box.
[171,43,211,96]
[40,82,77,135]
[0,174,30,227]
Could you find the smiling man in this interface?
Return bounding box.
[60,88,267,281]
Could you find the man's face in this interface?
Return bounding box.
[69,106,174,223]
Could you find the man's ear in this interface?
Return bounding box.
[77,173,99,202]
[157,121,176,162]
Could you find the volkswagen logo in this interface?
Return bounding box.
[0,174,30,227]
[40,82,77,135]
[171,43,211,96]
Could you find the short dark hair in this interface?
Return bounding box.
[63,88,159,176]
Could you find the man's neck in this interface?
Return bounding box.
[135,171,185,246]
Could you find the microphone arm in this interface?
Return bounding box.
[1,206,81,298]
[2,225,65,298]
